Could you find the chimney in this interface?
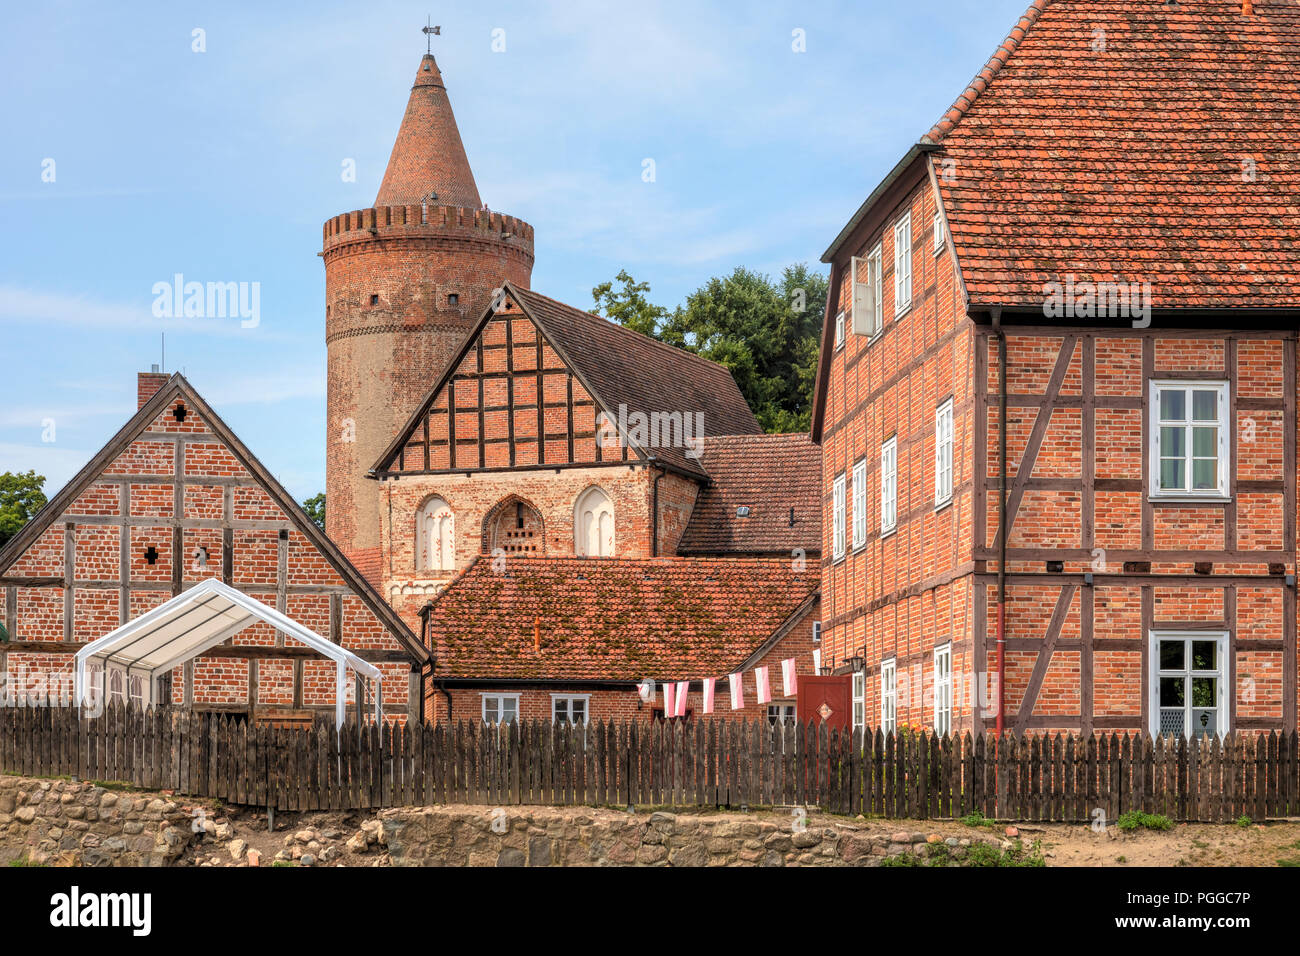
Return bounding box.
[137,368,169,409]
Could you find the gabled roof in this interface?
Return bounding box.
[677,433,821,555]
[929,0,1300,310]
[372,282,761,478]
[375,53,482,209]
[0,374,428,665]
[425,556,820,682]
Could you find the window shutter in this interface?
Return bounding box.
[851,255,874,335]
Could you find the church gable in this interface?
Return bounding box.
[376,289,634,475]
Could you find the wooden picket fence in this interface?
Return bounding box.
[1,702,1298,821]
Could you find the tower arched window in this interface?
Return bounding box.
[574,486,615,557]
[416,496,456,572]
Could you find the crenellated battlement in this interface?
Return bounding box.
[323,203,534,254]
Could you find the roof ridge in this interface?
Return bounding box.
[468,554,812,568]
[510,283,737,378]
[922,0,1054,145]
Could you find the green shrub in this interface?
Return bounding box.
[1116,811,1173,832]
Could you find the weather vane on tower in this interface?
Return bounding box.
[422,17,441,53]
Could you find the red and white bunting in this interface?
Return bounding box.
[754,666,771,705]
[675,681,690,717]
[729,672,744,710]
[781,658,797,697]
[812,649,821,673]
[637,679,654,703]
[702,677,716,714]
[663,682,676,716]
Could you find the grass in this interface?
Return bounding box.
[1234,815,1253,828]
[7,857,47,867]
[959,811,995,828]
[879,839,1045,868]
[271,860,298,868]
[1116,811,1173,832]
[1277,857,1300,867]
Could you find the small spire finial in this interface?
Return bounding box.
[422,17,440,54]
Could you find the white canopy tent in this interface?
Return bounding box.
[73,578,382,730]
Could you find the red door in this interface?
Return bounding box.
[797,675,852,731]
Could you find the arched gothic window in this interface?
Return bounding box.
[416,496,456,572]
[574,487,615,557]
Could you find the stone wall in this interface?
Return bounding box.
[377,804,1003,867]
[0,775,211,867]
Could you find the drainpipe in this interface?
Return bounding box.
[994,309,1007,737]
[418,600,451,722]
[650,457,664,557]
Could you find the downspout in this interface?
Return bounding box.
[993,309,1007,736]
[418,599,451,722]
[650,457,664,557]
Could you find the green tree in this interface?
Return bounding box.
[591,269,670,339]
[0,471,48,548]
[593,264,827,432]
[301,493,326,531]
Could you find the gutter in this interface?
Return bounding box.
[821,142,941,264]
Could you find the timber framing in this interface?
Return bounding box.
[974,326,1298,735]
[0,376,428,692]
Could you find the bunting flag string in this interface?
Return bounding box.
[675,681,690,717]
[754,665,771,705]
[662,681,676,717]
[702,677,715,714]
[812,648,821,674]
[729,672,744,710]
[637,679,654,703]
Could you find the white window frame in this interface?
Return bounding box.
[767,701,797,728]
[880,437,897,534]
[551,694,590,725]
[851,249,884,339]
[935,398,954,506]
[1149,631,1229,739]
[851,458,867,549]
[893,213,912,317]
[834,310,845,349]
[933,644,952,736]
[812,621,822,644]
[852,671,865,731]
[880,659,897,734]
[1149,381,1230,499]
[481,693,520,725]
[932,211,945,253]
[832,472,846,560]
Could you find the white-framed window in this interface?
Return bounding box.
[109,669,124,705]
[834,310,845,349]
[880,437,897,534]
[935,398,954,505]
[880,660,897,734]
[851,458,867,549]
[870,244,884,333]
[932,211,945,253]
[893,213,913,316]
[1149,381,1230,498]
[416,495,455,572]
[482,693,520,725]
[852,671,865,731]
[933,645,952,736]
[851,249,884,339]
[1150,632,1228,738]
[767,702,796,728]
[812,621,822,644]
[552,694,589,725]
[832,472,846,560]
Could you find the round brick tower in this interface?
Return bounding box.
[323,52,535,571]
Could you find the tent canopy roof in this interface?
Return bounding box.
[74,579,381,681]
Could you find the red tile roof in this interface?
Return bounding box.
[425,556,819,682]
[930,0,1300,310]
[678,433,822,555]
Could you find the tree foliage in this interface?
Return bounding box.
[0,471,48,548]
[301,493,326,531]
[593,264,827,432]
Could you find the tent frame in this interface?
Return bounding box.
[73,579,382,730]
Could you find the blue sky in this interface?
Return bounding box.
[0,0,1030,503]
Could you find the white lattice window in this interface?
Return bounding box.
[482,694,519,725]
[1150,381,1229,498]
[881,437,897,533]
[881,660,897,734]
[552,695,589,725]
[832,473,846,560]
[416,496,455,572]
[933,645,952,736]
[1151,633,1227,739]
[575,486,615,556]
[894,213,913,316]
[834,310,845,349]
[851,459,866,549]
[935,399,954,505]
[932,211,945,253]
[852,672,865,731]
